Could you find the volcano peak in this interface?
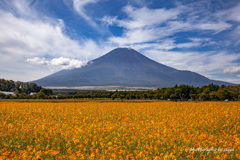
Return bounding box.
[33,48,234,88]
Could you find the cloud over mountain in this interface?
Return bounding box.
[27,57,88,69]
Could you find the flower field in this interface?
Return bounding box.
[0,101,239,159]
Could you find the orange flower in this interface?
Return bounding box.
[200,155,205,159]
[0,101,239,159]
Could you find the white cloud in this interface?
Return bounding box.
[216,2,240,22]
[176,38,214,48]
[27,57,88,69]
[104,4,232,46]
[143,49,240,79]
[101,5,185,46]
[120,5,181,29]
[214,2,240,46]
[72,0,99,28]
[214,77,240,84]
[109,28,163,45]
[176,42,201,48]
[125,40,175,51]
[231,26,240,45]
[0,0,114,81]
[196,21,232,33]
[26,57,49,65]
[223,66,240,74]
[101,16,118,27]
[0,11,85,58]
[126,38,207,51]
[0,0,38,19]
[227,3,240,22]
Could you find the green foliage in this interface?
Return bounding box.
[39,88,53,96]
[0,93,6,99]
[36,92,47,99]
[0,78,41,93]
[0,78,52,99]
[0,78,239,100]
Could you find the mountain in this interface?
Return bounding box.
[33,48,234,88]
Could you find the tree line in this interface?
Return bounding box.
[0,78,239,100]
[55,84,240,101]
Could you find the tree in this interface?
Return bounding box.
[119,94,125,99]
[218,88,231,100]
[207,83,219,92]
[209,91,219,100]
[155,93,162,100]
[170,93,177,100]
[39,88,53,96]
[0,93,6,99]
[228,85,240,100]
[111,92,119,100]
[175,88,184,101]
[29,83,42,93]
[190,94,197,100]
[93,93,101,99]
[163,88,174,99]
[142,93,149,99]
[199,92,208,101]
[36,92,47,99]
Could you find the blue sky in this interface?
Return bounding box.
[0,0,240,84]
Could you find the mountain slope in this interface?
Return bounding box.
[33,48,234,88]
